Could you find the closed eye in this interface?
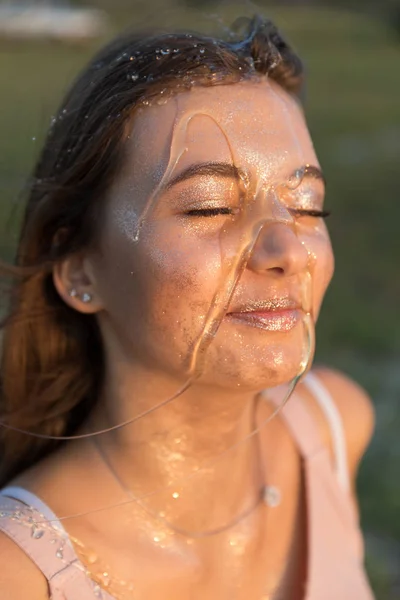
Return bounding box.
[185,207,235,217]
[185,207,330,219]
[291,208,331,218]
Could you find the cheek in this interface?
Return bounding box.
[96,220,227,371]
[303,225,334,319]
[132,223,225,339]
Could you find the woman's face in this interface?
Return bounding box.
[91,79,334,391]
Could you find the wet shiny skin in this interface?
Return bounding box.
[45,79,335,599]
[94,79,333,390]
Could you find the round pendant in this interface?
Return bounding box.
[262,485,281,508]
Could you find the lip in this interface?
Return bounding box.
[228,297,301,313]
[226,298,302,332]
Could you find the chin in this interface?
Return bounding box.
[200,342,308,392]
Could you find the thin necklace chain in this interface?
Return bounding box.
[32,393,285,598]
[92,432,267,539]
[90,392,283,539]
[35,388,292,529]
[82,425,282,598]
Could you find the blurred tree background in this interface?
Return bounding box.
[0,0,399,597]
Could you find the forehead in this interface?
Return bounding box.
[125,79,318,198]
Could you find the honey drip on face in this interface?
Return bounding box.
[133,98,316,401]
[1,86,318,445]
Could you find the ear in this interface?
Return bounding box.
[53,253,104,315]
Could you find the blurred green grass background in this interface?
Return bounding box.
[0,2,399,597]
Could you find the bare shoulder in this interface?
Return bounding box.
[314,366,375,471]
[0,531,49,599]
[300,366,375,479]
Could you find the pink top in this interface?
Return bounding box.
[0,373,375,599]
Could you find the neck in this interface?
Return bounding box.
[88,358,267,534]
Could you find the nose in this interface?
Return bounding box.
[246,221,309,277]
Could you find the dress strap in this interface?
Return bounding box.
[261,381,373,599]
[0,490,112,599]
[262,384,325,460]
[303,372,350,493]
[1,486,70,537]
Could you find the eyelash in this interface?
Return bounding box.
[186,208,234,217]
[291,208,331,218]
[186,208,331,218]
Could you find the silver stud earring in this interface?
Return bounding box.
[81,292,92,303]
[69,288,78,298]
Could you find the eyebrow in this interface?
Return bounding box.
[164,162,244,191]
[164,161,326,191]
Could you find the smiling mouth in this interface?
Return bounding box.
[225,298,302,332]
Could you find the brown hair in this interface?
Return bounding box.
[0,15,304,485]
